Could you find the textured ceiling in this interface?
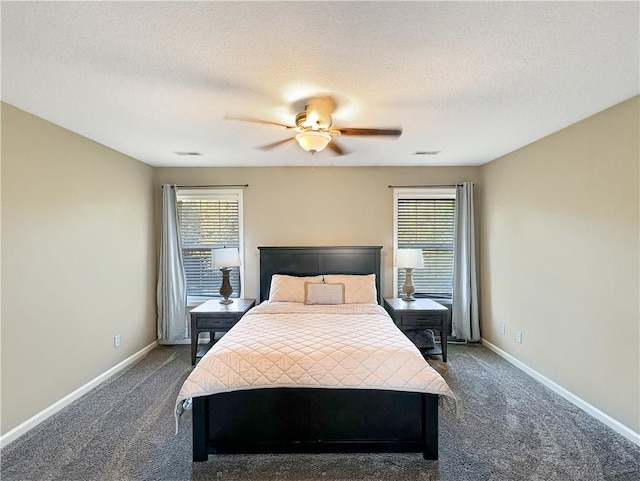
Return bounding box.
[1,1,638,167]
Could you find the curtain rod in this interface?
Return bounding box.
[387,183,464,188]
[162,184,249,189]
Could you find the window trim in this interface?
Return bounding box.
[393,187,456,298]
[176,188,244,307]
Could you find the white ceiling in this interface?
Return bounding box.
[2,1,638,168]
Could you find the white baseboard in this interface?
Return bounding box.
[482,338,640,447]
[0,340,158,448]
[158,339,191,345]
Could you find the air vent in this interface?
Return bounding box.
[413,151,440,155]
[174,151,203,156]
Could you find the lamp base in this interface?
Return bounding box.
[219,268,234,305]
[402,268,416,302]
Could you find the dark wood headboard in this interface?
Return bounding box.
[258,246,382,304]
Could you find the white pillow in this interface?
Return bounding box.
[322,274,377,304]
[268,274,324,303]
[304,282,345,305]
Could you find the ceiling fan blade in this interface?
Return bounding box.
[336,127,402,137]
[328,140,348,156]
[256,137,296,151]
[224,115,295,129]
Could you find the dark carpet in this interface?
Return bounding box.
[1,344,638,480]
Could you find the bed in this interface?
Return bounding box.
[176,246,454,461]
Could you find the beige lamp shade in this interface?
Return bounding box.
[211,247,241,269]
[395,248,425,269]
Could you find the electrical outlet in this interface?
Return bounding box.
[114,335,121,348]
[515,330,522,344]
[499,323,505,335]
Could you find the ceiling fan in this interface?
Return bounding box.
[225,96,402,155]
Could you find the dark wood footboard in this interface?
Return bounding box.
[192,389,439,461]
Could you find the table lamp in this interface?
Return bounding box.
[395,248,424,301]
[211,247,241,304]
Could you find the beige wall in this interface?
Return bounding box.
[154,166,479,300]
[1,104,157,435]
[479,96,639,432]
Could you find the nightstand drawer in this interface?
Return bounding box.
[400,314,443,327]
[194,317,238,329]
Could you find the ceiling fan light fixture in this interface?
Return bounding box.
[295,130,332,153]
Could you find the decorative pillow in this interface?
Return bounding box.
[304,282,345,305]
[268,274,324,303]
[322,274,377,304]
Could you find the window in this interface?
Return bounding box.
[394,188,456,298]
[176,189,243,304]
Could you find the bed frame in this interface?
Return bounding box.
[192,246,440,461]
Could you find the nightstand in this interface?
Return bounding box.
[189,298,256,365]
[384,298,449,362]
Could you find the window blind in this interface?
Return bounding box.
[397,197,455,297]
[177,196,240,298]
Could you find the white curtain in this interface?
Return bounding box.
[157,184,188,343]
[452,182,480,341]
